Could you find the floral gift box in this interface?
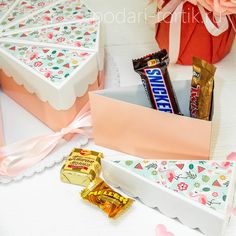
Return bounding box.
[0,0,104,131]
[102,158,236,236]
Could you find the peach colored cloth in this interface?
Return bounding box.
[197,0,236,14]
[90,93,211,160]
[0,70,104,132]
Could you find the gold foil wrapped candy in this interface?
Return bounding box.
[190,57,216,121]
[81,178,134,218]
[60,148,103,187]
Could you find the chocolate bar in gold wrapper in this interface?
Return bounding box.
[81,178,134,218]
[190,57,216,121]
[60,149,103,187]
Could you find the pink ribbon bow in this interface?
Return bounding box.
[0,103,92,177]
[148,0,231,63]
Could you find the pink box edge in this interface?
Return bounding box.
[90,92,212,160]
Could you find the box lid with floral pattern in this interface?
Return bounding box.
[102,159,236,236]
[0,0,103,110]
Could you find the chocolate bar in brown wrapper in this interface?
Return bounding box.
[133,49,181,115]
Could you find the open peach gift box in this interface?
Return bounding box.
[90,80,212,160]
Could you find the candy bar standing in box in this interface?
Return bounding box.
[133,50,181,115]
[61,148,103,187]
[190,57,216,121]
[102,159,236,236]
[0,0,104,132]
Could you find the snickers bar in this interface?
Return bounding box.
[133,50,181,115]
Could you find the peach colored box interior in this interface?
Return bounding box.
[90,80,212,160]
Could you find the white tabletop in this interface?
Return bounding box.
[1,0,236,235]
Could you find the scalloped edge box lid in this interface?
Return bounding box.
[1,0,96,33]
[102,159,236,236]
[0,0,62,30]
[0,0,103,111]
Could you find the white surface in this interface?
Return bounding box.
[1,0,236,236]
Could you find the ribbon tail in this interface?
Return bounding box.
[227,152,236,161]
[147,0,182,25]
[198,5,229,36]
[0,103,93,178]
[0,134,63,177]
[0,135,52,160]
[227,15,236,33]
[169,2,184,64]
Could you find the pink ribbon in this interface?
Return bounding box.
[227,152,236,217]
[148,0,231,63]
[0,100,4,146]
[0,103,92,177]
[227,152,236,161]
[156,224,175,236]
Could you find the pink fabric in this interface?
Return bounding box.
[154,0,236,14]
[0,103,92,177]
[198,0,236,14]
[0,101,4,147]
[227,152,236,160]
[156,224,175,236]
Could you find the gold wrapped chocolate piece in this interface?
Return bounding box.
[81,178,134,218]
[60,148,103,187]
[190,57,216,121]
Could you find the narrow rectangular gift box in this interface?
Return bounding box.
[102,158,236,236]
[89,80,212,160]
[0,0,104,132]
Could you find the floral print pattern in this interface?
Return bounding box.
[5,21,98,49]
[0,0,15,18]
[0,43,92,86]
[0,0,57,26]
[116,160,235,213]
[177,182,188,191]
[3,0,94,32]
[0,0,99,90]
